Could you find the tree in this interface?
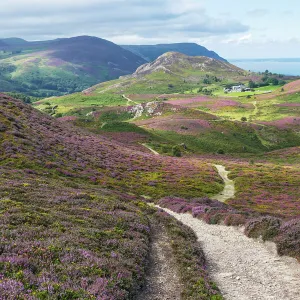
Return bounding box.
[248,80,256,89]
[267,77,279,85]
[241,117,247,122]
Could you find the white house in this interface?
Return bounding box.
[224,85,250,93]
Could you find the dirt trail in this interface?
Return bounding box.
[252,100,258,115]
[141,143,160,155]
[142,162,300,299]
[122,94,138,106]
[211,164,235,202]
[159,207,300,300]
[137,224,182,300]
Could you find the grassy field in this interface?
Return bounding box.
[214,85,281,97]
[34,93,128,114]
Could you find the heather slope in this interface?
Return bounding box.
[0,94,224,298]
[0,93,222,200]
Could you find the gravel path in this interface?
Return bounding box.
[160,207,300,300]
[211,165,235,202]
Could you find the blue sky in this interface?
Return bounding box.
[1,0,299,58]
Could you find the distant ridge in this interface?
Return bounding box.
[121,43,227,62]
[0,38,28,46]
[0,40,8,47]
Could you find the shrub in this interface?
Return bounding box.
[245,216,282,241]
[216,149,225,155]
[172,146,182,157]
[275,218,300,260]
[224,213,247,226]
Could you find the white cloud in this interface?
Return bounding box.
[0,0,249,41]
[247,9,269,17]
[222,33,253,45]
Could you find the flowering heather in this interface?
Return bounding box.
[135,118,211,135]
[261,117,300,129]
[275,218,300,260]
[0,94,221,200]
[245,216,282,241]
[277,103,300,107]
[282,79,300,93]
[0,175,151,298]
[167,96,213,106]
[158,196,244,226]
[0,95,225,298]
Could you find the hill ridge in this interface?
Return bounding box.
[121,42,227,62]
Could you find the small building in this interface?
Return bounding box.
[231,85,247,92]
[225,85,248,93]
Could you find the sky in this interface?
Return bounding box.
[1,0,299,59]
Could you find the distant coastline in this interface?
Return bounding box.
[229,58,300,76]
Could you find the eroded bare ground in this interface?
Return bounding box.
[136,223,183,300]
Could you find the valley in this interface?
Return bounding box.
[1,44,300,299]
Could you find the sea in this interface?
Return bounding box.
[229,58,300,76]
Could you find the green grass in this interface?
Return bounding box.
[147,125,266,154]
[100,122,148,133]
[34,93,127,114]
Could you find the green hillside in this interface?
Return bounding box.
[0,36,146,97]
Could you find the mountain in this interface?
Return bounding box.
[0,40,8,47]
[132,52,240,77]
[0,36,146,97]
[80,52,245,96]
[34,52,247,115]
[0,37,29,46]
[121,43,227,62]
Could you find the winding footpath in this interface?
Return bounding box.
[122,94,138,106]
[211,165,235,202]
[141,144,160,155]
[158,165,300,300]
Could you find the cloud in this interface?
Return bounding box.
[0,0,249,42]
[222,34,253,45]
[247,9,269,18]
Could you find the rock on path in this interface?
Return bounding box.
[160,207,300,300]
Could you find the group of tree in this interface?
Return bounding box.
[202,74,221,85]
[248,76,286,89]
[5,92,39,103]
